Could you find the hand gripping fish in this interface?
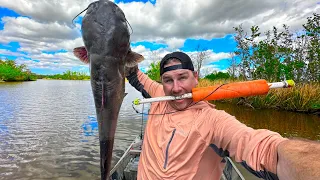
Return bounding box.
[73,0,143,179]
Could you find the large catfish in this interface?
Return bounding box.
[73,0,143,179]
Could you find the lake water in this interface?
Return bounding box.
[0,80,319,180]
[0,80,147,180]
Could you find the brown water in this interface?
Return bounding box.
[214,102,320,141]
[0,80,319,180]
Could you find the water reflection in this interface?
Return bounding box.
[0,80,143,179]
[81,116,99,137]
[0,124,9,135]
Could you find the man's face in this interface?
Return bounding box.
[161,60,198,110]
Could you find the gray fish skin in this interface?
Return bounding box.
[73,0,143,179]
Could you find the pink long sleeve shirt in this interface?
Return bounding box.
[130,71,287,180]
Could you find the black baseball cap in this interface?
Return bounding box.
[160,51,194,76]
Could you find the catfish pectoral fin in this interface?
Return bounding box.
[73,46,89,64]
[125,49,144,68]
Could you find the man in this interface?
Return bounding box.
[126,51,320,180]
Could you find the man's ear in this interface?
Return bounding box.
[193,71,199,84]
[193,71,199,78]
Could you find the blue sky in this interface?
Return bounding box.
[0,0,318,75]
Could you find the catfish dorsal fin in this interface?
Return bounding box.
[73,46,89,64]
[125,48,144,67]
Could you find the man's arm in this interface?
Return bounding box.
[125,65,163,98]
[198,109,286,179]
[277,139,320,180]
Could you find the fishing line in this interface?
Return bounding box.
[126,19,133,35]
[140,103,144,139]
[131,83,226,116]
[72,3,133,35]
[72,5,90,27]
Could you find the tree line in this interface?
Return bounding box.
[0,59,90,81]
[0,59,37,81]
[229,13,319,83]
[40,70,90,80]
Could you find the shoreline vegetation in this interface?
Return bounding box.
[0,59,90,81]
[198,79,320,115]
[0,59,37,82]
[37,71,90,80]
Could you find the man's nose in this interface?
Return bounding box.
[172,80,182,94]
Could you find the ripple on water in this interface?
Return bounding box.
[0,80,144,179]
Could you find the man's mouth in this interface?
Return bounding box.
[170,93,187,103]
[174,99,184,103]
[171,96,186,104]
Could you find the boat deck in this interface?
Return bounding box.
[123,156,139,179]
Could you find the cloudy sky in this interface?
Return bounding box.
[0,0,319,75]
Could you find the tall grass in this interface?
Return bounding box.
[198,79,320,113]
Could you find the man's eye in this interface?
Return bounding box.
[164,79,172,83]
[180,76,187,80]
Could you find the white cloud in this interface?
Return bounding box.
[0,0,318,74]
[200,64,220,77]
[119,0,319,41]
[0,0,96,25]
[131,45,148,54]
[0,16,80,46]
[0,48,26,57]
[166,38,185,49]
[188,50,230,65]
[206,52,230,64]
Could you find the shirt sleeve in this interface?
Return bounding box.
[127,70,163,98]
[197,108,287,179]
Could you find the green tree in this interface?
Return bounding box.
[253,28,284,82]
[42,70,90,80]
[303,13,320,82]
[234,24,250,79]
[146,61,161,82]
[0,59,36,81]
[204,71,230,81]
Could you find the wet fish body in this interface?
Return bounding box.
[73,0,143,179]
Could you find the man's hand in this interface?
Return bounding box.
[277,138,320,180]
[125,65,139,77]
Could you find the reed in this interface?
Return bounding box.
[198,79,320,113]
